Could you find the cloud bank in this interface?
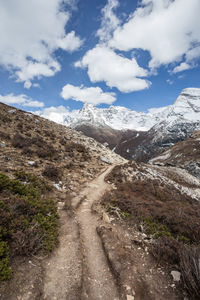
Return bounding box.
[0,94,44,108]
[97,0,120,42]
[110,0,200,70]
[0,0,82,88]
[75,46,150,93]
[61,84,116,105]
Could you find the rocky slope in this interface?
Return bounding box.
[0,102,125,191]
[100,161,200,299]
[150,130,200,178]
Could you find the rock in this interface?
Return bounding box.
[28,161,36,166]
[103,212,111,223]
[5,156,11,161]
[127,295,135,300]
[171,270,181,282]
[0,142,6,148]
[100,156,111,164]
[58,202,65,210]
[8,109,16,114]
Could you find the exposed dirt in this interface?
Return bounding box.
[73,166,120,300]
[0,256,43,300]
[97,224,183,300]
[42,210,82,300]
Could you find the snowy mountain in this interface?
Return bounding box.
[37,88,200,162]
[61,88,200,131]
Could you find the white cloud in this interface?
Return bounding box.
[35,105,71,124]
[0,0,83,85]
[24,80,32,89]
[56,31,83,52]
[0,94,44,108]
[97,0,120,42]
[110,0,200,69]
[61,83,116,105]
[172,45,200,73]
[75,45,151,92]
[172,62,191,74]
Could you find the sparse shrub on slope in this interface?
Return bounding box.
[65,141,91,160]
[11,133,31,149]
[102,162,200,298]
[179,246,200,298]
[11,132,58,160]
[42,165,62,182]
[103,179,200,244]
[0,172,59,281]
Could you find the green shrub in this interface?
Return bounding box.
[0,171,59,281]
[0,242,11,281]
[144,218,172,239]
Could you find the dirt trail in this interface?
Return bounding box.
[42,210,82,300]
[42,165,120,300]
[72,165,120,300]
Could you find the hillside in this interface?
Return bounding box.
[0,102,125,299]
[150,130,200,178]
[100,161,200,299]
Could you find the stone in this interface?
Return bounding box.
[58,202,65,210]
[127,295,135,300]
[28,161,36,166]
[0,142,6,148]
[103,212,111,223]
[103,142,109,147]
[171,270,181,282]
[5,156,11,161]
[8,109,16,114]
[100,156,111,164]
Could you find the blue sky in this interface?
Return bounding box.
[0,0,200,115]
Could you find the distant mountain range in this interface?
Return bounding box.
[38,88,200,161]
[62,87,200,130]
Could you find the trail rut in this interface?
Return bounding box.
[42,166,120,300]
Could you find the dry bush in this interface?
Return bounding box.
[179,246,200,298]
[0,113,11,124]
[31,135,45,148]
[42,165,62,182]
[16,123,23,130]
[11,133,31,149]
[102,179,200,243]
[151,237,180,265]
[65,142,91,160]
[21,147,34,156]
[36,147,57,159]
[0,131,10,140]
[10,223,42,256]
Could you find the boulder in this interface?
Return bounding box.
[171,270,181,282]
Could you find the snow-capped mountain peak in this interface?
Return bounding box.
[37,88,200,132]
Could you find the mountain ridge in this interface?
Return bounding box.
[39,88,200,132]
